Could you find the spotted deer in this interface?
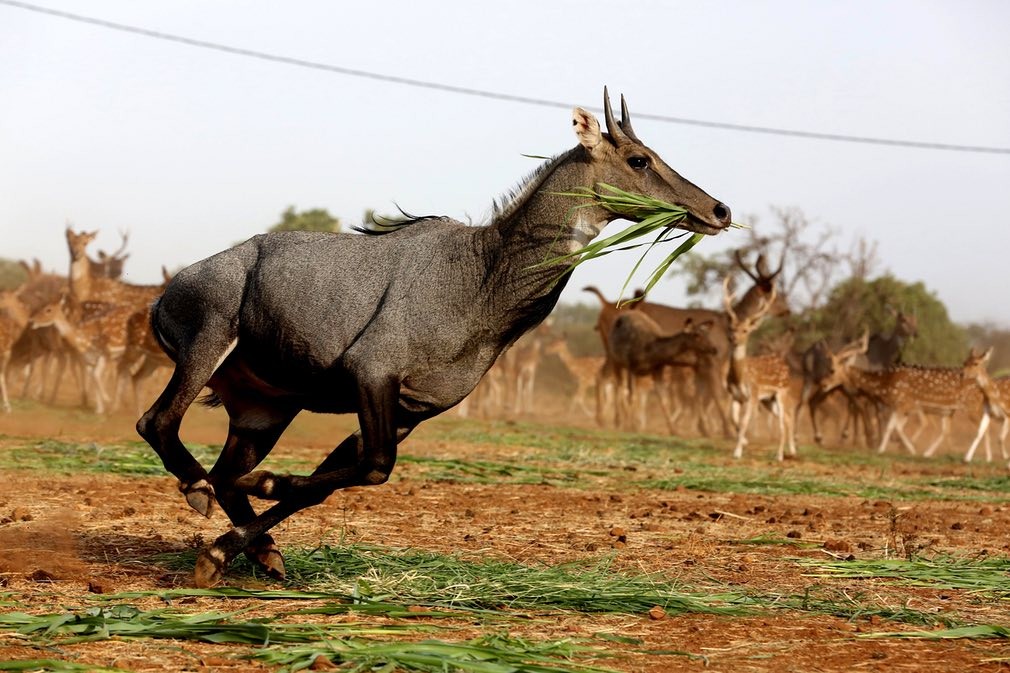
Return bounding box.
[723,277,796,460]
[29,296,136,414]
[543,335,605,418]
[817,346,992,456]
[66,227,162,308]
[0,291,30,412]
[963,366,1009,464]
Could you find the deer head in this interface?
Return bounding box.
[65,228,98,262]
[571,88,732,235]
[723,276,777,346]
[962,346,993,386]
[817,331,871,395]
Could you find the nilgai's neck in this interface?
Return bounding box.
[480,149,610,342]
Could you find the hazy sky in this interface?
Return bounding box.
[2,1,1008,324]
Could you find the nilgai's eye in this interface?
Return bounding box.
[627,156,648,170]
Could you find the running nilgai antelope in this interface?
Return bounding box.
[138,89,733,586]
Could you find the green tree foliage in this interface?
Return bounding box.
[0,258,27,291]
[801,275,968,366]
[269,206,340,233]
[964,323,1010,376]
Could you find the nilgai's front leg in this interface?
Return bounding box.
[195,377,413,587]
[137,332,238,517]
[208,415,296,579]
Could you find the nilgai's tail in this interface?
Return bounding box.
[147,296,177,359]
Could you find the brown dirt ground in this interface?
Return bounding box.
[2,397,1010,672]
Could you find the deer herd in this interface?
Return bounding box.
[459,250,1009,467]
[2,229,1006,470]
[0,228,173,417]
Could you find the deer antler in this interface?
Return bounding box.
[722,276,739,326]
[603,87,631,145]
[619,94,640,143]
[112,230,130,259]
[734,250,760,283]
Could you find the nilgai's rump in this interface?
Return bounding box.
[137,88,732,586]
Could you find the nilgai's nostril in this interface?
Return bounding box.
[713,203,731,224]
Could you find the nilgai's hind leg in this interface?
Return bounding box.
[194,377,417,587]
[137,333,238,517]
[208,412,296,580]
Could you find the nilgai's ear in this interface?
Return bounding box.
[572,107,602,153]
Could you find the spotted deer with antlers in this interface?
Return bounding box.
[817,345,992,456]
[723,277,796,460]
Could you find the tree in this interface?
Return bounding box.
[674,206,879,313]
[804,275,968,366]
[0,258,27,291]
[269,206,340,233]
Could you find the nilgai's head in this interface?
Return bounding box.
[572,88,731,235]
[65,228,98,262]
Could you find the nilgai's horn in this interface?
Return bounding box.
[603,87,630,145]
[619,94,640,142]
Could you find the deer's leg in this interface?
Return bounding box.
[781,391,797,457]
[923,416,950,457]
[137,333,238,517]
[964,412,990,463]
[208,410,296,580]
[200,376,408,587]
[0,352,11,413]
[733,395,753,459]
[998,416,1009,461]
[893,414,918,455]
[877,410,900,454]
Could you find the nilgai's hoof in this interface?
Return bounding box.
[235,470,285,500]
[247,541,286,581]
[179,479,216,517]
[194,547,226,588]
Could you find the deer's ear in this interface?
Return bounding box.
[572,107,602,153]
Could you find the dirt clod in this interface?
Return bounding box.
[28,568,56,582]
[648,605,667,620]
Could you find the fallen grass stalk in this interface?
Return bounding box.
[860,625,1010,640]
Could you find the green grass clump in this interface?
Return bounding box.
[160,543,748,617]
[796,555,1010,594]
[538,183,714,303]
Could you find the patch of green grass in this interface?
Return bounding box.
[159,544,748,617]
[796,554,1010,594]
[0,439,311,477]
[0,605,615,673]
[398,454,603,486]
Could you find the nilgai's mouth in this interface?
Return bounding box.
[682,213,729,236]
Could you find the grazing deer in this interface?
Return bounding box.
[543,336,604,418]
[137,89,732,586]
[723,278,796,460]
[607,313,717,431]
[0,292,30,412]
[818,346,991,456]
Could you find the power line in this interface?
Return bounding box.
[3,0,1008,155]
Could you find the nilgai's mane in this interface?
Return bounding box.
[488,149,578,226]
